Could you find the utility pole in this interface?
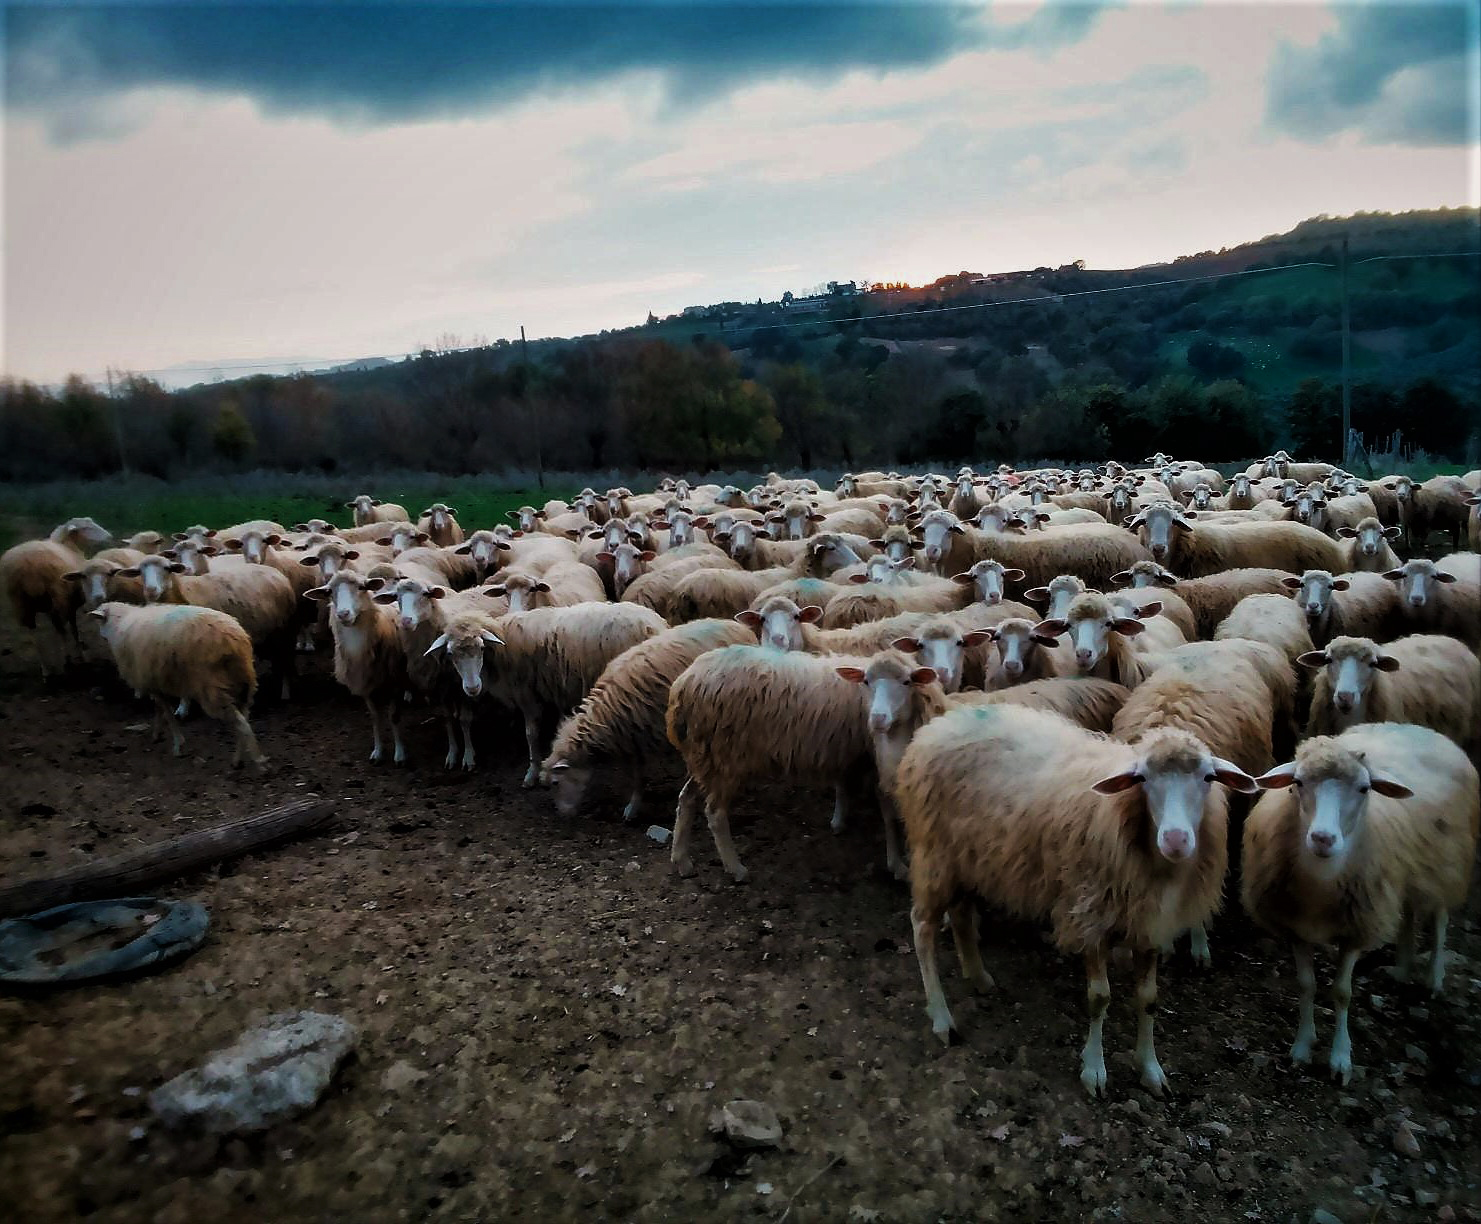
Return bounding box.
[105,366,131,476]
[521,325,544,490]
[1339,235,1351,469]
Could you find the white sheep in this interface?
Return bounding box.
[1383,558,1481,646]
[1281,570,1399,648]
[89,602,265,770]
[1243,724,1479,1082]
[1333,516,1402,574]
[485,559,608,612]
[347,494,411,526]
[895,703,1254,1093]
[1129,502,1343,578]
[416,503,465,548]
[0,516,114,675]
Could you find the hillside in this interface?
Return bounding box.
[2,208,1477,481]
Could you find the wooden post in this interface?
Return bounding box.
[0,796,335,920]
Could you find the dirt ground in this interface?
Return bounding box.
[2,627,1479,1224]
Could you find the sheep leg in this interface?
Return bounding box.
[152,695,185,757]
[389,697,406,766]
[911,903,956,1044]
[877,790,908,881]
[1387,906,1417,983]
[830,783,849,834]
[1134,947,1167,1096]
[1328,945,1360,1085]
[520,707,542,786]
[671,776,701,877]
[443,710,460,771]
[948,901,993,994]
[1430,909,1451,994]
[366,698,386,763]
[460,703,477,772]
[704,796,748,884]
[1290,941,1318,1064]
[230,708,267,772]
[1080,943,1111,1097]
[1188,923,1212,969]
[621,766,645,823]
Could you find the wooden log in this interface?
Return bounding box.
[0,796,335,920]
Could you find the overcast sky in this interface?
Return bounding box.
[4,1,1478,384]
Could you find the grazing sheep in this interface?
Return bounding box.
[1173,568,1297,639]
[1,516,114,675]
[1213,593,1315,670]
[118,553,299,700]
[1383,558,1481,646]
[1243,724,1479,1082]
[1301,634,1480,750]
[416,503,465,548]
[895,704,1254,1093]
[1129,502,1343,578]
[1281,570,1400,648]
[89,602,265,770]
[1333,517,1402,574]
[541,619,756,822]
[666,645,877,881]
[347,495,411,526]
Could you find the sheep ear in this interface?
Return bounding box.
[1254,763,1297,790]
[1367,771,1413,798]
[88,608,108,620]
[480,630,503,646]
[1436,571,1458,584]
[1138,600,1164,617]
[890,637,923,652]
[371,591,397,604]
[533,581,552,593]
[798,605,825,624]
[1373,653,1401,672]
[1110,570,1132,585]
[63,570,83,581]
[961,630,993,648]
[1210,758,1258,793]
[345,501,357,509]
[299,554,322,567]
[948,523,965,535]
[847,573,871,584]
[1030,631,1060,647]
[834,666,866,683]
[1382,526,1403,539]
[1023,586,1049,604]
[1296,650,1329,669]
[950,572,975,585]
[1330,578,1349,592]
[375,536,392,546]
[1381,568,1403,582]
[909,667,940,686]
[167,562,188,574]
[1280,576,1303,589]
[363,577,386,592]
[305,586,330,602]
[423,633,450,656]
[735,610,762,628]
[640,550,656,562]
[1112,617,1145,636]
[1033,618,1068,637]
[506,511,521,521]
[224,538,244,551]
[595,551,615,564]
[1091,768,1143,795]
[454,542,473,554]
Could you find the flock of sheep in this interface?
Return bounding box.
[4,452,1481,1098]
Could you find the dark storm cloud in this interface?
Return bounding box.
[5,1,1106,136]
[1265,1,1477,145]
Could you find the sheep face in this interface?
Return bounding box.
[127,555,187,603]
[955,559,1023,606]
[736,598,820,652]
[1283,570,1346,622]
[543,760,592,816]
[1288,487,1325,528]
[1129,502,1191,565]
[1117,561,1178,590]
[1108,485,1136,518]
[1387,475,1415,503]
[167,537,216,575]
[421,504,458,537]
[510,506,543,533]
[1384,559,1455,609]
[374,577,446,630]
[836,656,939,735]
[456,530,511,575]
[500,574,553,613]
[1039,594,1143,672]
[917,512,963,568]
[722,520,760,563]
[67,560,122,610]
[1231,474,1252,500]
[1256,743,1413,863]
[58,516,113,549]
[773,501,817,540]
[985,619,1058,681]
[877,530,915,564]
[1093,736,1254,862]
[310,572,386,626]
[1337,517,1399,558]
[1024,574,1086,622]
[806,534,862,578]
[425,625,502,698]
[348,495,380,525]
[891,623,990,694]
[1300,639,1399,717]
[232,529,283,565]
[879,499,910,526]
[974,504,1015,534]
[301,542,358,581]
[664,510,697,548]
[1188,485,1214,511]
[600,543,655,597]
[379,525,427,555]
[593,518,630,552]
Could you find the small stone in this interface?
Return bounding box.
[1201,1121,1232,1138]
[1310,1210,1345,1224]
[149,1011,357,1135]
[1193,1161,1217,1188]
[1415,1190,1439,1207]
[756,1183,773,1195]
[1393,1119,1421,1157]
[1404,1044,1428,1064]
[645,825,671,845]
[709,1100,783,1150]
[380,1061,429,1093]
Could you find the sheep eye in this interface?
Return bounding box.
[1293,779,1303,788]
[1359,785,1370,794]
[1203,773,1215,783]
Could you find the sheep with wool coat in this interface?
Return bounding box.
[978,676,1129,731]
[1383,558,1481,646]
[1242,724,1479,1083]
[541,619,757,824]
[90,602,265,770]
[1301,634,1480,751]
[1,516,114,676]
[347,494,411,526]
[1213,593,1315,671]
[485,559,608,612]
[415,503,465,548]
[980,617,1067,689]
[1128,502,1343,578]
[1282,570,1400,648]
[1334,517,1402,574]
[1034,592,1157,689]
[894,703,1255,1093]
[665,644,878,882]
[1172,568,1298,639]
[1382,475,1471,551]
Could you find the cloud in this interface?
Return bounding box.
[5,1,1109,142]
[1266,1,1479,146]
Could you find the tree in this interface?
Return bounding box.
[212,403,255,464]
[1284,378,1341,461]
[764,362,831,468]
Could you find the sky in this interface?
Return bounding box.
[3,1,1478,385]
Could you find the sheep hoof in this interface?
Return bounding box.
[1191,949,1212,970]
[369,747,384,763]
[1289,1038,1313,1065]
[1080,1062,1107,1097]
[1139,1062,1168,1096]
[1328,1047,1353,1084]
[933,1023,960,1048]
[967,971,995,996]
[521,771,539,788]
[462,757,476,773]
[888,859,909,883]
[673,858,696,878]
[727,866,750,885]
[443,752,458,770]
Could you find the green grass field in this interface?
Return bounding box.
[0,478,580,553]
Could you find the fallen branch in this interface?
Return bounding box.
[0,796,335,919]
[777,1154,842,1223]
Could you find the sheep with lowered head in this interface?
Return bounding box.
[1243,724,1479,1082]
[90,602,265,770]
[1301,634,1480,751]
[894,703,1255,1093]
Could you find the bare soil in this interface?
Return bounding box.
[2,629,1479,1224]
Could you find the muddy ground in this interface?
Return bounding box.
[1,628,1479,1224]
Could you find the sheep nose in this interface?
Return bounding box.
[1409,594,1424,607]
[336,609,353,624]
[1004,660,1023,676]
[1307,830,1336,856]
[1335,692,1356,711]
[1076,648,1093,666]
[1158,828,1192,860]
[1151,544,1167,558]
[868,713,889,733]
[464,681,481,697]
[399,616,415,630]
